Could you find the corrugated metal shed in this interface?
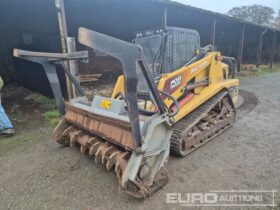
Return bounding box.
[0,0,279,95]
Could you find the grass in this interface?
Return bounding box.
[32,94,61,128]
[238,64,280,78]
[33,95,57,111]
[43,111,61,127]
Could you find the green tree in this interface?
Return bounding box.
[274,9,280,30]
[228,5,275,26]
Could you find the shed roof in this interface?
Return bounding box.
[156,0,280,32]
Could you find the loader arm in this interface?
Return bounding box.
[78,27,167,147]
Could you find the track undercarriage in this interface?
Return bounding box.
[171,91,236,156]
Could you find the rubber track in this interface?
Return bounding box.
[170,91,234,156]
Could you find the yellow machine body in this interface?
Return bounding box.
[112,51,239,122]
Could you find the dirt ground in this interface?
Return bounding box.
[0,73,280,210]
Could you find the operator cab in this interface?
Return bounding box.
[133,27,200,93]
[132,27,200,114]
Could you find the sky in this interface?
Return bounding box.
[174,0,280,14]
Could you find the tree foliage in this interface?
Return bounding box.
[274,9,280,30]
[227,5,275,26]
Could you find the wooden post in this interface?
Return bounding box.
[66,37,80,97]
[269,32,277,69]
[211,18,217,48]
[237,25,245,72]
[162,7,167,28]
[277,39,280,62]
[256,29,267,68]
[55,0,73,99]
[276,35,280,62]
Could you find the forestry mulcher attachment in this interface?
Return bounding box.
[14,26,239,198]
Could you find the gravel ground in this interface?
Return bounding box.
[0,73,279,210]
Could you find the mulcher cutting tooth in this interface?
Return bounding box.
[62,125,75,137]
[101,146,116,165]
[95,143,109,164]
[106,152,119,170]
[89,141,103,156]
[69,130,83,146]
[78,135,90,153]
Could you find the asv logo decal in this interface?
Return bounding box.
[170,76,182,89]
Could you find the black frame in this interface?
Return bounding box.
[13,49,88,114]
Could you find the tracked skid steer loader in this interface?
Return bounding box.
[14,26,239,198]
